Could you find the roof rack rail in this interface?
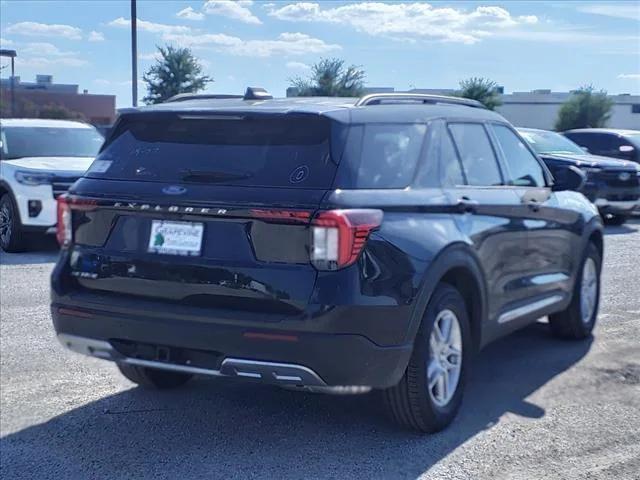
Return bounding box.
[355,93,486,109]
[165,93,244,103]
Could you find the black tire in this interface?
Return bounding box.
[117,363,193,389]
[0,193,27,253]
[383,283,472,433]
[549,243,601,340]
[603,214,627,226]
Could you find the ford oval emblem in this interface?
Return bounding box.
[162,185,187,195]
[619,172,631,182]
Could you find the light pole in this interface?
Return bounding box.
[131,0,138,106]
[0,49,17,116]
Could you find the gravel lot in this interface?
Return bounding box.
[1,221,639,480]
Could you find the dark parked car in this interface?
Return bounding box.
[51,92,604,433]
[519,128,640,225]
[563,128,640,164]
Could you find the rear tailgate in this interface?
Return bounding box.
[64,112,345,316]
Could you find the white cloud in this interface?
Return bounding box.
[20,42,78,57]
[0,37,14,46]
[163,31,340,57]
[93,79,111,85]
[19,57,88,68]
[618,73,640,79]
[203,0,262,25]
[88,31,105,42]
[267,2,539,44]
[177,6,205,21]
[5,21,82,40]
[578,4,640,21]
[109,17,191,35]
[286,61,311,71]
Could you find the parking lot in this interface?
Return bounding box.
[0,221,638,480]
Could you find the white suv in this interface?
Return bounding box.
[0,119,104,252]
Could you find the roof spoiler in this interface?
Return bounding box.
[163,87,274,103]
[355,93,486,109]
[165,93,244,103]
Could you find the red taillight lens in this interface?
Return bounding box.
[56,195,97,247]
[310,209,383,270]
[56,195,72,247]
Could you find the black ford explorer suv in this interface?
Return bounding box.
[518,128,640,225]
[51,91,604,433]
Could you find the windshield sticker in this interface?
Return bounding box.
[88,160,112,173]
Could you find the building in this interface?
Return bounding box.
[407,88,639,130]
[0,74,116,125]
[287,86,639,130]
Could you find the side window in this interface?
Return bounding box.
[440,130,465,186]
[414,121,464,188]
[492,125,546,187]
[355,123,427,188]
[448,123,503,186]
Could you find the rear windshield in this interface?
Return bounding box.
[87,114,340,189]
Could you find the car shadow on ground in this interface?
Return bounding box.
[603,222,639,236]
[0,323,592,479]
[0,238,59,265]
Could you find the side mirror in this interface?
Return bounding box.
[552,165,586,192]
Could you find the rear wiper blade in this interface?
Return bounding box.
[180,169,252,183]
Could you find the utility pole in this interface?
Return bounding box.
[0,49,17,116]
[131,0,138,106]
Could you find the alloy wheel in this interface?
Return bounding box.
[580,257,598,324]
[427,309,463,407]
[0,203,12,248]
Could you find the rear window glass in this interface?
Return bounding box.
[87,115,340,189]
[336,123,427,188]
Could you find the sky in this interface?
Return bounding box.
[1,0,639,107]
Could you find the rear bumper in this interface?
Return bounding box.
[51,300,413,389]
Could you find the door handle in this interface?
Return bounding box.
[456,197,479,214]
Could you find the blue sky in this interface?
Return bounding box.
[1,1,639,107]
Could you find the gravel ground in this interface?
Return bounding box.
[1,222,639,480]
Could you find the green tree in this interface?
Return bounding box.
[457,77,502,110]
[38,103,85,120]
[290,58,365,97]
[142,45,213,104]
[554,86,613,131]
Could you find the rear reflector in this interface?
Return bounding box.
[58,307,94,318]
[243,332,299,342]
[310,209,383,270]
[249,209,311,223]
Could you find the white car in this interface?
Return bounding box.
[0,119,104,252]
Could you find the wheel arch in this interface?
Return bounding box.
[404,243,488,353]
[0,180,12,199]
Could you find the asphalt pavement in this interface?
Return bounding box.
[1,222,639,479]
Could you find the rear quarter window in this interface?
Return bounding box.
[335,123,427,188]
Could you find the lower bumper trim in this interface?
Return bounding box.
[57,333,327,387]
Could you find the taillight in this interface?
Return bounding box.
[310,209,383,270]
[56,195,72,247]
[56,195,97,247]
